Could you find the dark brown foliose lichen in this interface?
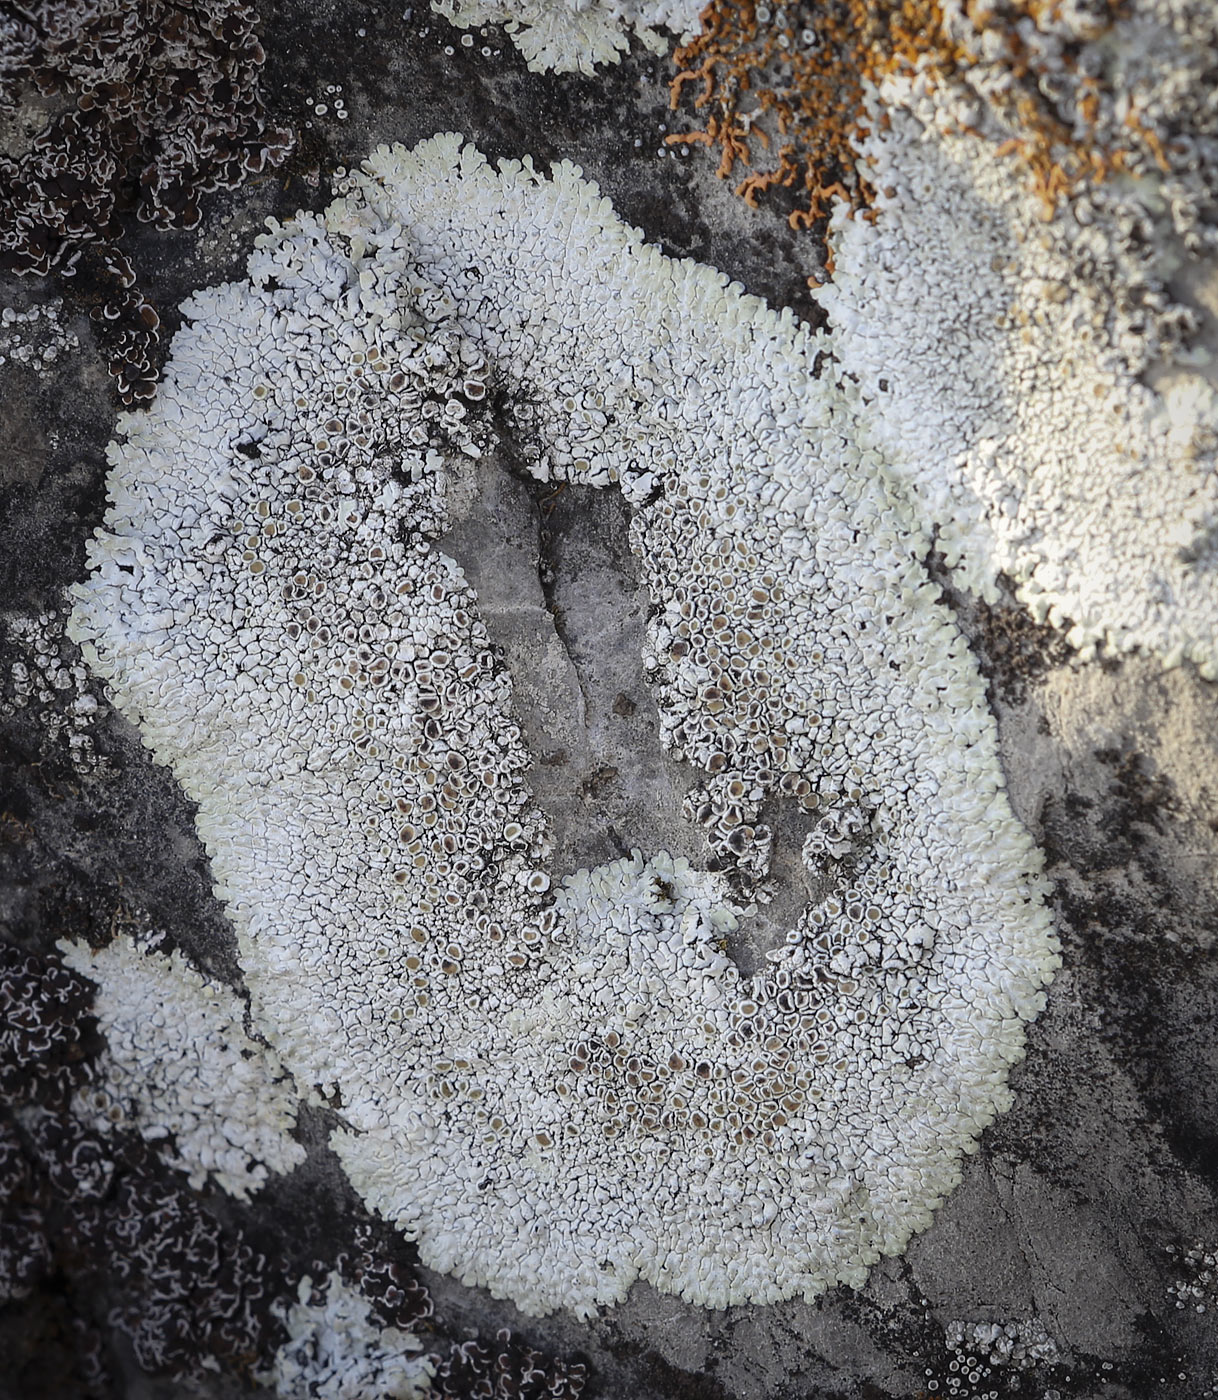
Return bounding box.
[434,1328,589,1400]
[0,942,94,1109]
[0,936,287,1388]
[90,1175,284,1374]
[342,1235,435,1333]
[0,0,292,402]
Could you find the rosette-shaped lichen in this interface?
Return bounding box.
[68,134,1060,1317]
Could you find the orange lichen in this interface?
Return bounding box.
[668,0,1133,234]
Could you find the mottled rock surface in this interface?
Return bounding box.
[1,3,1216,1398]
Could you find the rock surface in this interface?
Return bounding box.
[1,3,1216,1399]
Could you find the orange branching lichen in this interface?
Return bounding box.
[668,0,1132,234]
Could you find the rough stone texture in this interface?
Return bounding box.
[1,3,1216,1399]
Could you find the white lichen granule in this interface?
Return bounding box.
[69,133,1058,1317]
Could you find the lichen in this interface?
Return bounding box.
[430,0,703,74]
[61,933,305,1200]
[668,0,1218,670]
[667,0,1212,240]
[1,605,112,776]
[264,1271,434,1400]
[69,133,1058,1317]
[0,935,583,1390]
[0,942,94,1111]
[0,936,286,1382]
[818,79,1218,671]
[432,1327,588,1399]
[0,0,292,402]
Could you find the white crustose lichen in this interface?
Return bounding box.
[69,134,1059,1317]
[819,2,1218,673]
